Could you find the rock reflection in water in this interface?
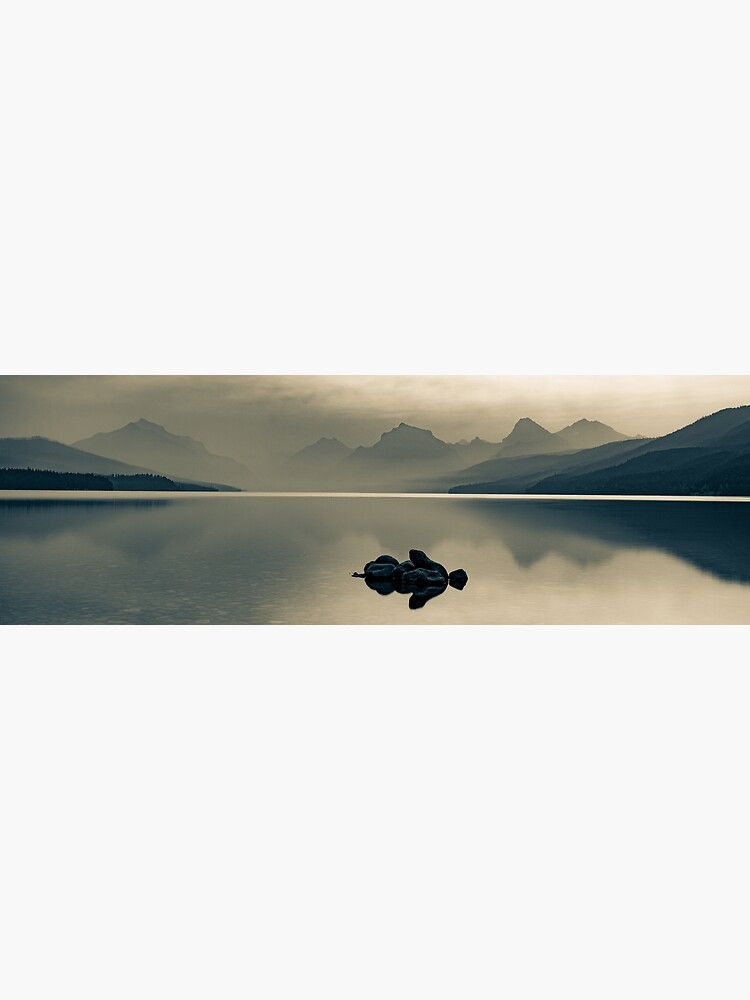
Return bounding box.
[353,548,468,610]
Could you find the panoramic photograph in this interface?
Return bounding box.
[2,373,750,625]
[6,4,750,999]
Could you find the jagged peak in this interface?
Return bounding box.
[501,417,553,441]
[512,417,549,430]
[452,435,492,446]
[294,436,350,454]
[561,418,616,430]
[383,422,435,437]
[130,418,166,431]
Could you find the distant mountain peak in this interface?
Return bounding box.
[290,436,352,462]
[555,419,631,447]
[347,422,452,464]
[502,418,554,443]
[72,420,255,488]
[308,435,348,449]
[492,417,571,459]
[131,418,166,431]
[563,418,616,431]
[387,422,434,436]
[516,417,546,428]
[371,423,446,447]
[395,424,420,433]
[103,418,212,455]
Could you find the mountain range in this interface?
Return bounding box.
[1,407,749,495]
[0,436,157,477]
[272,417,633,490]
[73,418,256,489]
[0,433,241,491]
[492,417,631,458]
[269,424,503,489]
[451,405,750,496]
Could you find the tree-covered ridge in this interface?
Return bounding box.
[0,469,218,491]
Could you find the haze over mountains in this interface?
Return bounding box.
[493,417,631,458]
[1,407,750,495]
[73,419,256,489]
[0,435,237,491]
[273,417,633,491]
[452,405,750,496]
[0,436,161,477]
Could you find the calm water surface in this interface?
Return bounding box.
[1,492,750,624]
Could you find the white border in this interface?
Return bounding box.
[2,2,750,996]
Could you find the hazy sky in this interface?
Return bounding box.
[2,375,750,467]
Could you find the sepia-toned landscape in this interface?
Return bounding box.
[2,374,750,624]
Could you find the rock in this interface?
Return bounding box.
[391,559,415,582]
[355,549,465,610]
[364,562,396,580]
[363,554,399,572]
[408,549,448,580]
[401,567,449,591]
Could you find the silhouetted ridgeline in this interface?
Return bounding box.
[526,449,750,496]
[274,418,635,491]
[109,474,217,491]
[73,418,256,489]
[450,406,750,496]
[0,469,114,490]
[5,404,750,495]
[0,469,218,491]
[0,437,241,491]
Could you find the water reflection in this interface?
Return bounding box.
[363,575,449,610]
[1,494,749,623]
[467,499,750,585]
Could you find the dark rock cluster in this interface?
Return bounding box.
[352,549,468,609]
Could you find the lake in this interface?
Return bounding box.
[1,492,749,624]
